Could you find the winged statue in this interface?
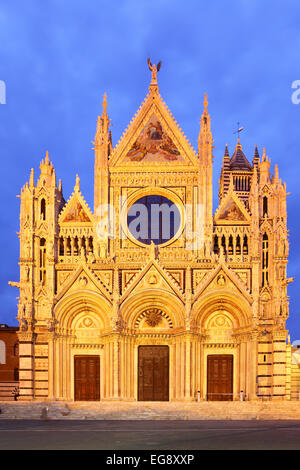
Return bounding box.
[147,58,162,83]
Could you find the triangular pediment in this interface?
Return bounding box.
[56,264,112,303]
[59,191,94,225]
[109,90,198,168]
[193,263,252,304]
[123,113,184,163]
[260,285,272,301]
[215,189,250,224]
[120,258,184,304]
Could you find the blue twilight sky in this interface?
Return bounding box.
[0,0,300,340]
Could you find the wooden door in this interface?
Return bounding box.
[207,355,233,401]
[138,346,169,401]
[74,356,100,401]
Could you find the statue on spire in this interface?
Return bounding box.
[147,58,162,85]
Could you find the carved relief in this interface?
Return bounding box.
[78,317,96,328]
[135,308,173,329]
[217,274,226,286]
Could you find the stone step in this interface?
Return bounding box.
[1,401,300,421]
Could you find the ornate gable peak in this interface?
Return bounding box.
[260,184,274,196]
[120,258,185,304]
[215,184,251,224]
[36,286,49,300]
[108,87,198,167]
[193,262,252,304]
[59,181,94,225]
[260,285,272,300]
[55,263,112,303]
[260,219,273,234]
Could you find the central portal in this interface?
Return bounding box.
[207,354,233,401]
[138,346,169,401]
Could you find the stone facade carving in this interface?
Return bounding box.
[9,65,293,402]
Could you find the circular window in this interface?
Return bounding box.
[127,195,181,246]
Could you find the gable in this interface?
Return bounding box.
[215,185,251,225]
[59,193,94,225]
[120,259,184,304]
[109,90,198,168]
[217,198,247,222]
[56,264,112,303]
[193,264,252,305]
[125,114,184,163]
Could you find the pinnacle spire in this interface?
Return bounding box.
[229,138,252,171]
[203,93,208,114]
[29,168,34,188]
[95,93,111,146]
[274,163,279,182]
[253,144,260,167]
[224,144,230,158]
[45,150,50,165]
[198,92,212,163]
[103,92,107,115]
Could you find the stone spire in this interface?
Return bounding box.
[198,93,213,163]
[230,138,252,171]
[197,93,213,255]
[252,144,260,167]
[29,168,35,189]
[94,93,112,212]
[38,150,56,187]
[95,93,111,148]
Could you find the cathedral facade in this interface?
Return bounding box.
[12,65,294,402]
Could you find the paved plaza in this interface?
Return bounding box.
[0,419,300,450]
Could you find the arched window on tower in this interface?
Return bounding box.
[221,235,226,255]
[213,235,219,254]
[59,237,64,256]
[228,235,234,255]
[74,237,79,256]
[66,237,71,256]
[243,235,248,255]
[39,238,46,285]
[40,198,46,220]
[262,233,269,286]
[236,235,241,255]
[263,196,268,217]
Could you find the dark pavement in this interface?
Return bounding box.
[0,419,300,450]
